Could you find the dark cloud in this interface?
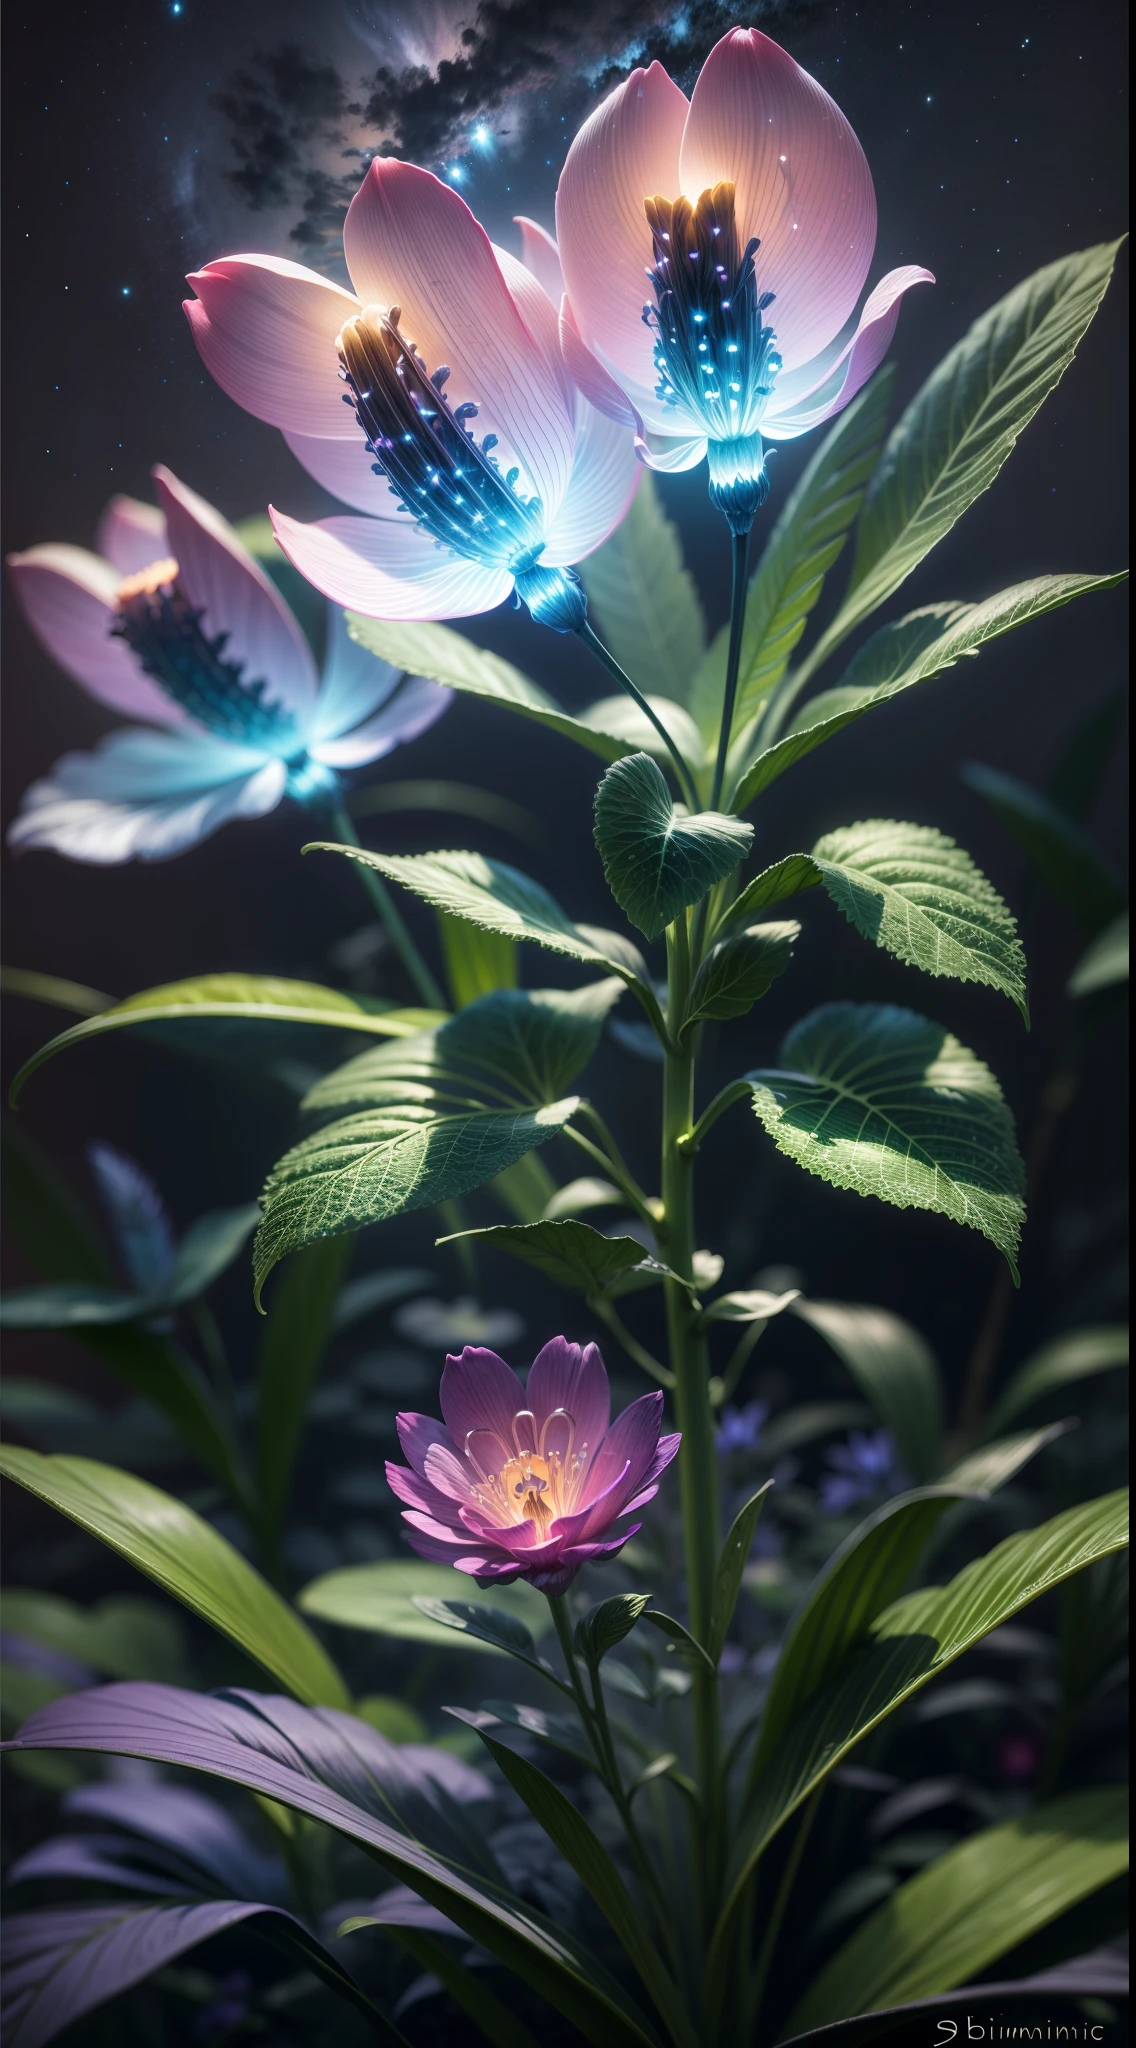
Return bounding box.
[215,0,821,255]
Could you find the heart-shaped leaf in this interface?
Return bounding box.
[434,1219,667,1296]
[683,922,799,1030]
[574,1594,652,1665]
[594,753,753,941]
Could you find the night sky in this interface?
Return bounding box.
[1,0,1128,1362]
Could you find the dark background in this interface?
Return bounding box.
[1,0,1129,1401]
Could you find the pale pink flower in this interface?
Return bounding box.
[183,163,639,632]
[6,469,449,862]
[555,27,933,524]
[387,1338,680,1595]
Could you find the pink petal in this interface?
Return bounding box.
[764,265,934,439]
[492,241,573,410]
[6,545,191,727]
[343,160,575,517]
[638,430,709,473]
[153,468,318,721]
[556,1528,639,1569]
[548,1461,633,1546]
[422,1440,480,1506]
[584,1391,664,1508]
[384,1460,465,1528]
[460,1558,524,1584]
[556,62,688,404]
[458,1505,544,1552]
[558,298,645,429]
[402,1508,473,1548]
[395,1412,451,1477]
[515,217,564,302]
[283,429,401,518]
[542,400,641,567]
[403,1526,505,1573]
[96,495,168,576]
[269,509,512,622]
[307,601,404,740]
[679,29,877,372]
[309,676,450,767]
[623,1433,681,1513]
[439,1346,526,1465]
[525,1339,610,1455]
[183,254,361,439]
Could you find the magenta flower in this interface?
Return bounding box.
[386,1338,680,1595]
[6,468,449,862]
[555,27,933,525]
[184,162,639,633]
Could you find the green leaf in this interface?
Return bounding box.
[411,1598,555,1681]
[961,763,1126,934]
[345,613,634,765]
[640,1609,716,1674]
[579,694,711,775]
[709,1483,774,1662]
[490,1149,559,1224]
[578,471,707,703]
[9,975,442,1104]
[807,241,1125,668]
[447,1699,596,1769]
[65,1321,251,1508]
[714,855,824,931]
[985,1324,1129,1437]
[0,1281,146,1327]
[698,1287,800,1327]
[474,1730,695,2048]
[351,778,548,852]
[790,1299,944,1484]
[789,1788,1129,2030]
[682,922,799,1029]
[1068,910,1129,995]
[0,1589,188,1682]
[257,1234,351,1544]
[436,1219,663,1295]
[352,1695,429,1743]
[575,1593,652,1664]
[541,1177,624,1220]
[296,1559,549,1649]
[0,1449,350,1707]
[165,1204,261,1302]
[941,1420,1072,1493]
[254,1098,577,1303]
[723,1489,1128,1920]
[732,575,1123,810]
[357,1923,542,2048]
[710,370,895,738]
[438,911,517,1008]
[750,1487,974,1780]
[593,753,753,941]
[748,1004,1026,1273]
[807,821,1029,1022]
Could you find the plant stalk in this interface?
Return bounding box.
[576,620,701,809]
[325,798,446,1010]
[710,529,750,810]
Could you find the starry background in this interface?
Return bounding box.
[1,0,1129,1383]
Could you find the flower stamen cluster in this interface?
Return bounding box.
[113,565,299,751]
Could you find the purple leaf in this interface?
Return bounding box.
[63,1780,287,1900]
[0,1899,405,2048]
[6,1834,190,1897]
[2,1683,659,2048]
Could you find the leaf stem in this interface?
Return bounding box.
[587,1295,675,1389]
[710,530,750,810]
[576,620,700,809]
[325,798,446,1011]
[745,1786,821,2039]
[678,1078,753,1155]
[564,1123,660,1233]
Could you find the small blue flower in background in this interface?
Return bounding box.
[716,1398,769,1456]
[88,1143,177,1296]
[6,467,451,863]
[818,1427,907,1515]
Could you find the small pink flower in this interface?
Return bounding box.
[386,1337,680,1595]
[184,164,639,631]
[555,27,933,522]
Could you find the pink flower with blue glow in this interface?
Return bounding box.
[555,27,933,527]
[183,161,640,633]
[6,468,450,863]
[386,1338,680,1595]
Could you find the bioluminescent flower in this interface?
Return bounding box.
[6,468,450,863]
[386,1337,680,1594]
[818,1427,907,1515]
[88,1143,176,1296]
[555,27,933,529]
[183,162,640,632]
[715,1397,770,1456]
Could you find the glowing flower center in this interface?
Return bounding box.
[112,560,300,750]
[462,1406,589,1529]
[337,307,547,574]
[642,181,781,443]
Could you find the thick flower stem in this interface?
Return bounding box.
[325,798,446,1011]
[710,529,751,810]
[576,620,701,810]
[662,926,722,1930]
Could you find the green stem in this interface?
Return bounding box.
[325,798,446,1010]
[576,621,700,810]
[746,1788,821,2040]
[587,1295,675,1389]
[564,1123,660,1234]
[678,1078,753,1155]
[710,530,750,810]
[662,924,722,1926]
